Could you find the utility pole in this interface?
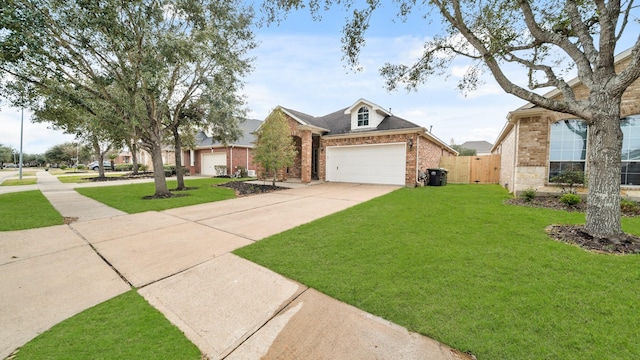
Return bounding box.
[19,105,24,180]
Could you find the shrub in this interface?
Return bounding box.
[550,170,586,194]
[116,163,133,171]
[77,164,86,170]
[163,165,189,175]
[520,188,537,202]
[214,165,227,176]
[560,193,582,206]
[60,165,67,170]
[621,198,640,214]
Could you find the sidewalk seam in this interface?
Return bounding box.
[68,225,134,288]
[222,286,310,359]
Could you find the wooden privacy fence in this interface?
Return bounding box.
[439,154,501,184]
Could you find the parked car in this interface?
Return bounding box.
[89,161,114,171]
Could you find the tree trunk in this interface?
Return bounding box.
[150,142,171,197]
[585,101,623,237]
[130,139,139,175]
[91,137,105,178]
[172,127,185,190]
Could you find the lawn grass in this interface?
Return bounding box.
[1,178,37,186]
[13,290,201,359]
[75,177,236,213]
[0,191,64,231]
[234,184,640,360]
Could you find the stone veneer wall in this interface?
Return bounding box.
[494,126,516,192]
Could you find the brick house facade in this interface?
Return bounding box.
[184,119,261,177]
[492,49,640,197]
[258,99,457,186]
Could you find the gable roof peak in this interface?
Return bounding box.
[344,98,392,117]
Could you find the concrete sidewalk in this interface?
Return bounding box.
[36,171,128,221]
[1,172,471,359]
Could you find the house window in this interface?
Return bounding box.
[357,107,369,126]
[548,116,640,185]
[548,119,587,181]
[621,115,640,185]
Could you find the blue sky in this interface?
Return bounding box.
[1,3,637,154]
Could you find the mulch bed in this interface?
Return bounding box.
[217,181,286,196]
[507,196,640,254]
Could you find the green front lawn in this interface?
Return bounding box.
[0,191,64,231]
[75,177,236,213]
[13,291,201,359]
[1,178,37,186]
[235,185,640,360]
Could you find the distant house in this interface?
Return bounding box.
[115,145,173,171]
[459,141,493,156]
[491,48,640,196]
[183,119,262,176]
[259,98,457,186]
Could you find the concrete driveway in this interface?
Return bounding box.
[1,181,469,359]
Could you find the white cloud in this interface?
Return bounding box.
[0,107,76,154]
[451,65,470,78]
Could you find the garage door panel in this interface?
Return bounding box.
[326,143,406,185]
[202,153,227,176]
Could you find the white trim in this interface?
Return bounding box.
[343,98,392,117]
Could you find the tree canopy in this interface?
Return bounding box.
[254,109,298,186]
[1,0,255,196]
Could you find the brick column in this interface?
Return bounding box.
[301,130,312,183]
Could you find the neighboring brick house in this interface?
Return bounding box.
[459,141,493,155]
[492,48,640,196]
[183,119,262,176]
[259,98,457,186]
[116,145,173,171]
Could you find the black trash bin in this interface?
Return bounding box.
[427,168,448,186]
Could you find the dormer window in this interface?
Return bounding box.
[357,107,369,127]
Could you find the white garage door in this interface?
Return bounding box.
[326,143,406,185]
[201,153,227,176]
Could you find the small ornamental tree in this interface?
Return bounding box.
[254,109,297,186]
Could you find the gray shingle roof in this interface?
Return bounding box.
[282,106,421,135]
[195,118,262,148]
[460,140,493,154]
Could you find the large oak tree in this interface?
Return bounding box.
[1,0,254,197]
